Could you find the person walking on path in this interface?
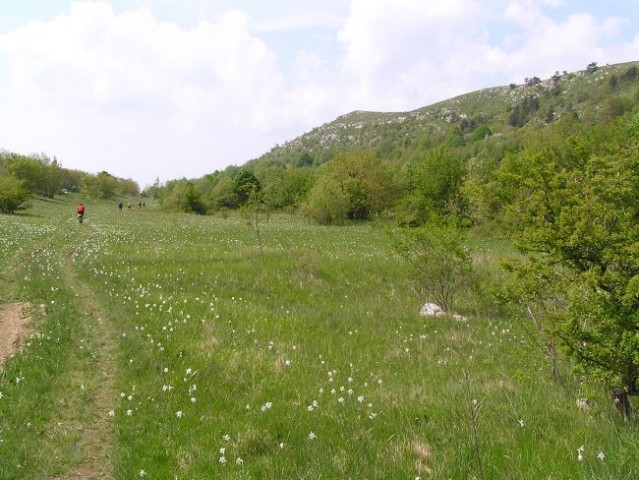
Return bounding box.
[77,203,85,223]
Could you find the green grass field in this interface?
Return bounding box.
[1,195,638,479]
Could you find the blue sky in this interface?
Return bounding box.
[1,0,638,187]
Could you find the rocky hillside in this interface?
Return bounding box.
[249,60,639,168]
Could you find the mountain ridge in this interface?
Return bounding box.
[248,60,639,168]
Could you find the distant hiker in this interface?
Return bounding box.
[77,203,85,223]
[128,202,131,210]
[118,202,123,212]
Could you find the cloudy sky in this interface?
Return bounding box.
[1,0,638,187]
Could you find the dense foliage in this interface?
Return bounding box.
[148,62,639,226]
[0,151,140,212]
[497,116,639,394]
[0,175,29,214]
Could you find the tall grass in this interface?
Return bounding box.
[1,195,638,479]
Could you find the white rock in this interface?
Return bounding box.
[419,303,444,317]
[419,303,468,322]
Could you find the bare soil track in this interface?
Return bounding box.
[0,301,39,368]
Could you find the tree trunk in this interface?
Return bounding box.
[612,388,632,417]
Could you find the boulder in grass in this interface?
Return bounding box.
[419,303,445,317]
[419,303,468,322]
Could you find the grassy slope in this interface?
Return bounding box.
[1,196,638,479]
[252,61,639,168]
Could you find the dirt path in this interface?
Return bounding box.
[0,247,116,477]
[0,302,42,368]
[51,248,119,480]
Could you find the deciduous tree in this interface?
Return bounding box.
[391,220,472,312]
[0,176,29,213]
[498,116,639,394]
[302,150,394,224]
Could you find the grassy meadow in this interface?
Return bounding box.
[1,194,638,479]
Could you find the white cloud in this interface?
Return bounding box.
[0,1,296,185]
[335,0,638,111]
[254,12,345,32]
[337,0,499,110]
[2,3,287,127]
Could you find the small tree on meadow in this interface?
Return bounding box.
[0,175,30,213]
[392,220,472,312]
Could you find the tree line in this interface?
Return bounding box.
[0,151,139,213]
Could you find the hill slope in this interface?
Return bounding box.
[249,61,639,168]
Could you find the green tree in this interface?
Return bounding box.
[444,126,465,147]
[43,157,64,198]
[586,61,598,73]
[0,176,30,213]
[302,174,348,225]
[4,154,48,195]
[185,183,206,214]
[498,116,639,394]
[61,169,84,192]
[302,150,394,225]
[398,147,467,226]
[0,152,65,198]
[210,175,239,210]
[160,179,189,212]
[622,65,638,83]
[608,74,619,91]
[470,125,492,143]
[143,177,163,199]
[118,178,140,196]
[233,169,261,205]
[508,95,540,127]
[295,151,314,167]
[391,220,472,312]
[262,169,314,211]
[82,171,119,199]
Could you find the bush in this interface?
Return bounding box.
[391,221,473,312]
[0,175,30,213]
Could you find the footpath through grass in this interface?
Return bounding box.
[1,195,638,479]
[0,195,118,479]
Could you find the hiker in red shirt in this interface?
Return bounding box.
[77,203,85,223]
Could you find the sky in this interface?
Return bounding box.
[0,1,638,188]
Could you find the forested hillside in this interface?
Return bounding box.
[145,60,639,225]
[2,61,638,221]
